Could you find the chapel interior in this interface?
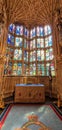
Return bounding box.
[0,0,62,109]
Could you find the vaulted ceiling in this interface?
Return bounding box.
[0,0,62,28]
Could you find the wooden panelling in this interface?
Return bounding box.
[2,76,56,99]
[14,84,45,103]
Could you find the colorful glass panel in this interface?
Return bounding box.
[37,50,41,61]
[46,49,49,60]
[30,64,33,75]
[6,48,14,60]
[45,37,48,47]
[37,38,41,48]
[44,25,51,36]
[40,38,44,48]
[24,28,27,37]
[17,63,22,75]
[32,51,36,61]
[41,50,44,61]
[15,37,23,47]
[20,26,23,35]
[7,34,14,46]
[30,29,32,39]
[30,51,33,62]
[16,25,23,35]
[37,26,40,36]
[24,64,28,75]
[32,39,36,48]
[37,64,42,75]
[13,49,22,60]
[46,63,50,76]
[40,27,44,36]
[4,62,12,75]
[30,41,32,50]
[50,63,55,76]
[32,63,36,75]
[49,48,53,60]
[47,25,51,34]
[8,24,15,34]
[40,64,45,76]
[24,50,28,61]
[12,63,18,75]
[24,39,27,48]
[48,35,52,46]
[16,25,20,35]
[32,27,36,37]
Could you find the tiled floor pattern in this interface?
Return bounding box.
[0,104,62,130]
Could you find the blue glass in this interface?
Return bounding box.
[11,35,14,45]
[32,28,36,37]
[40,27,44,36]
[17,63,22,75]
[48,36,52,46]
[16,25,20,35]
[24,28,27,36]
[47,25,51,34]
[20,26,23,35]
[8,24,15,34]
[7,34,11,44]
[8,24,13,32]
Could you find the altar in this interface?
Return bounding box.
[14,84,45,103]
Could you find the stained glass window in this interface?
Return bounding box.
[44,25,51,36]
[24,28,28,37]
[41,50,44,61]
[46,63,50,76]
[15,37,23,47]
[30,41,33,50]
[37,64,42,75]
[4,62,12,75]
[49,48,53,60]
[32,39,36,49]
[24,50,28,61]
[30,51,33,62]
[37,39,41,48]
[6,24,55,76]
[45,37,48,47]
[30,29,32,39]
[46,49,49,61]
[6,47,14,60]
[37,26,40,36]
[7,34,14,46]
[37,50,41,61]
[13,49,22,60]
[12,63,18,75]
[24,64,28,75]
[30,28,36,39]
[8,24,15,34]
[40,27,44,36]
[30,64,33,75]
[41,64,45,76]
[48,35,52,46]
[32,51,36,61]
[16,25,23,35]
[32,64,36,75]
[24,39,27,48]
[40,38,44,48]
[12,63,22,75]
[50,62,55,76]
[17,63,22,75]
